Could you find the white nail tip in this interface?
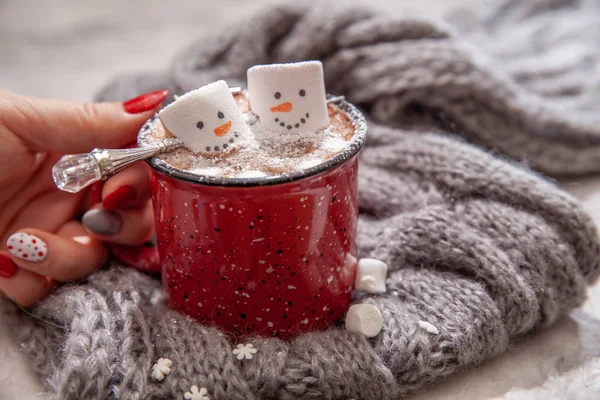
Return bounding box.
[72,235,91,245]
[345,304,383,338]
[354,258,388,294]
[6,233,48,262]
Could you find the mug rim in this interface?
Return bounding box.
[137,94,367,188]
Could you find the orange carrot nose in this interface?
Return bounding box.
[270,102,293,113]
[214,121,232,137]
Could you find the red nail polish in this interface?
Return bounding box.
[90,181,103,204]
[123,90,168,114]
[0,254,18,278]
[103,185,138,210]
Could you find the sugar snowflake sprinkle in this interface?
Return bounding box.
[418,320,440,335]
[151,358,172,381]
[232,343,258,360]
[184,385,210,400]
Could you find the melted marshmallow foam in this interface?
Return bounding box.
[142,92,357,178]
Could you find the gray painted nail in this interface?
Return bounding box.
[82,209,123,236]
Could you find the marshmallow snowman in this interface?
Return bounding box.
[158,80,249,153]
[247,61,330,134]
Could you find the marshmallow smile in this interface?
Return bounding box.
[273,112,310,131]
[205,132,240,152]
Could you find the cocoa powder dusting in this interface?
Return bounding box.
[145,92,357,178]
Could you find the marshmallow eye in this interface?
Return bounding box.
[299,89,306,97]
[196,121,204,129]
[274,92,281,100]
[218,111,224,119]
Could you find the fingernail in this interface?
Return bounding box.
[72,235,92,245]
[0,254,18,278]
[82,209,123,235]
[123,89,169,114]
[103,185,138,210]
[7,233,48,262]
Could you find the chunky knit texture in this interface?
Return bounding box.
[3,1,600,399]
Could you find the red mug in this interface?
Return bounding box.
[138,98,367,339]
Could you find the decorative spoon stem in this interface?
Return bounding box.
[52,138,184,193]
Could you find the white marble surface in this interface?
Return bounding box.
[1,1,599,399]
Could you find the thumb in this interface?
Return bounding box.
[0,89,168,153]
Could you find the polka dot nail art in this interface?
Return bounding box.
[7,233,48,262]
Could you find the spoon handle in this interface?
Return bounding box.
[52,138,184,194]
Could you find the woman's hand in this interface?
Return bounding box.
[0,89,167,306]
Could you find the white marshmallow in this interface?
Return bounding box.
[345,304,383,338]
[354,258,388,294]
[158,80,250,153]
[247,61,330,134]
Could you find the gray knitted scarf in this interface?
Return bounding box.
[3,1,600,399]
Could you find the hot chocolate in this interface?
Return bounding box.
[140,92,357,179]
[136,62,368,339]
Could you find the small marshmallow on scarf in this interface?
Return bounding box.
[345,304,383,338]
[354,258,388,294]
[158,80,249,153]
[247,61,330,134]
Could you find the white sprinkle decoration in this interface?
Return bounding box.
[151,358,173,381]
[184,385,210,400]
[300,318,309,324]
[219,204,225,209]
[287,285,296,290]
[267,322,273,327]
[418,320,440,335]
[197,302,203,308]
[233,343,258,360]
